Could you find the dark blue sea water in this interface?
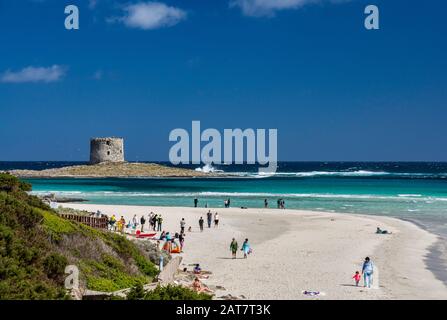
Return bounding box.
[2,161,447,239]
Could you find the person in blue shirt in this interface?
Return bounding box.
[193,264,202,274]
[241,238,251,259]
[362,257,374,288]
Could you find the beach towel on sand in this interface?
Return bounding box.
[134,230,157,238]
[302,291,326,297]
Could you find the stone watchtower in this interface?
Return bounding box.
[90,137,125,164]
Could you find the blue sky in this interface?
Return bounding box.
[0,0,446,161]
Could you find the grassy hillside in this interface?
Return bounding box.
[0,173,158,299]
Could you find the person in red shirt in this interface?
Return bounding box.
[353,271,361,286]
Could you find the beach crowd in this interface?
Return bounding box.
[89,197,379,295]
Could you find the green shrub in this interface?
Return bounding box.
[127,284,212,300]
[102,232,158,278]
[43,253,68,279]
[0,173,31,193]
[0,173,159,299]
[40,209,79,242]
[126,282,146,300]
[80,255,149,292]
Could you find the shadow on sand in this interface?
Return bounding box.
[340,284,362,287]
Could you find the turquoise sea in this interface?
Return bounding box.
[4,161,447,281]
[3,161,446,240]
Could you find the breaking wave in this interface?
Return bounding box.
[30,190,447,203]
[194,164,224,173]
[210,170,447,179]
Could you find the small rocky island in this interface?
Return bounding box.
[7,162,209,178]
[5,137,210,178]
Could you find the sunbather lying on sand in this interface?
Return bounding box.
[192,278,213,294]
[183,266,210,280]
[376,227,392,234]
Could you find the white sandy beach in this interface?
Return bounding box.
[61,203,447,300]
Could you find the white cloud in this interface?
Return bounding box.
[230,0,348,17]
[0,65,67,83]
[113,2,187,30]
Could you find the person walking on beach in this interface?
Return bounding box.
[153,214,158,231]
[362,257,374,288]
[119,216,125,233]
[165,232,172,252]
[214,212,219,227]
[148,212,153,230]
[241,238,251,259]
[140,215,146,232]
[279,199,285,209]
[152,214,158,231]
[207,210,212,228]
[199,217,204,232]
[353,271,361,286]
[179,232,185,252]
[230,238,238,259]
[180,218,186,234]
[227,198,231,208]
[194,198,198,208]
[109,214,117,231]
[264,199,268,208]
[132,215,137,228]
[277,199,281,209]
[157,215,163,232]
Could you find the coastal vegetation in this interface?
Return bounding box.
[127,283,212,300]
[0,173,158,299]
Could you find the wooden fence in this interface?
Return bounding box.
[59,213,108,230]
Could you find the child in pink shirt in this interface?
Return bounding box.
[353,271,361,286]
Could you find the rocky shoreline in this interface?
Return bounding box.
[41,194,87,203]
